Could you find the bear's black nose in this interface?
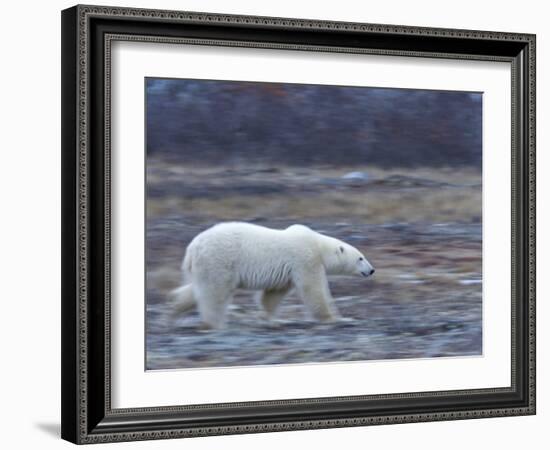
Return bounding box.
[369,268,375,275]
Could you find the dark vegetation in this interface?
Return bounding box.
[146,78,482,167]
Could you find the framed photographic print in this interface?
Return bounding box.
[61,4,536,444]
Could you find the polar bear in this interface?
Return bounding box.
[168,222,374,329]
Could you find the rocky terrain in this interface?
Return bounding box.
[145,161,482,370]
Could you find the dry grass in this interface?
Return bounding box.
[147,161,481,224]
[147,160,481,185]
[148,187,481,224]
[145,160,482,368]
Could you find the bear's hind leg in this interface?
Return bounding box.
[193,281,234,329]
[257,287,290,319]
[167,284,196,314]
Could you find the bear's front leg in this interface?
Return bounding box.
[293,267,339,322]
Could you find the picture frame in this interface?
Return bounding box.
[61,4,536,444]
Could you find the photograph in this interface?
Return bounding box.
[144,77,484,370]
[58,4,536,444]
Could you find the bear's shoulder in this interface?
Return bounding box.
[285,224,323,243]
[285,224,313,233]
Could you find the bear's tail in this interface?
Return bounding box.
[181,243,193,283]
[167,284,196,314]
[166,244,196,315]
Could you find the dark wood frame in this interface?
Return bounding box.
[61,4,536,444]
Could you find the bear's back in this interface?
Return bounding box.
[194,222,319,251]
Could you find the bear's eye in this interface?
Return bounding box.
[359,257,364,261]
[339,246,344,253]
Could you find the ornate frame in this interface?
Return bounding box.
[61,4,536,444]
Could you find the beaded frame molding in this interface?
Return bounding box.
[61,4,536,445]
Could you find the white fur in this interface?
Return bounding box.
[168,222,374,328]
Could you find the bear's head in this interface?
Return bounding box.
[327,241,375,278]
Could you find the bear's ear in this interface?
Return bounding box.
[339,246,344,253]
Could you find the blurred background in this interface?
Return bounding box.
[145,78,482,370]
